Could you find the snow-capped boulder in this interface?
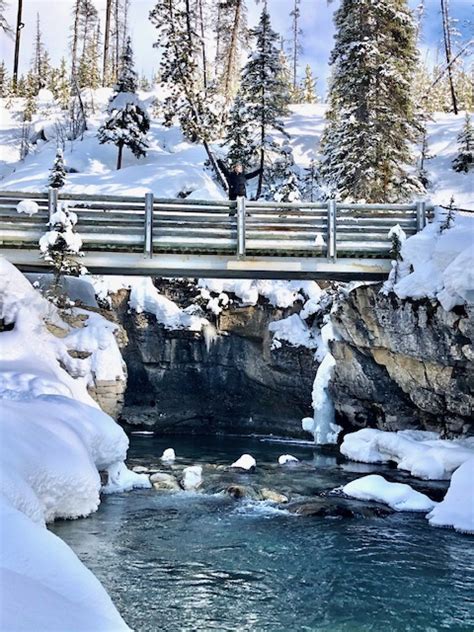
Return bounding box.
[278,454,299,465]
[161,448,176,463]
[181,465,202,491]
[230,454,256,471]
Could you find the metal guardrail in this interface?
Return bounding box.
[0,189,432,263]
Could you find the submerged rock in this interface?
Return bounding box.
[287,497,393,519]
[260,488,289,504]
[150,472,180,492]
[226,485,260,500]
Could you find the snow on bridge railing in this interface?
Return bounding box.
[0,189,433,262]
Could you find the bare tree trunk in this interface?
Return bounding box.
[71,0,80,79]
[291,0,300,92]
[222,0,242,105]
[197,0,208,93]
[114,0,120,77]
[13,0,24,89]
[103,0,112,85]
[441,0,458,114]
[116,143,123,170]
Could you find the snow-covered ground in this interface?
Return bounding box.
[0,92,472,210]
[0,257,150,630]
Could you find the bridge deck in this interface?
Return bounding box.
[0,190,431,280]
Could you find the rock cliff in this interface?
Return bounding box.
[110,286,317,437]
[329,284,473,437]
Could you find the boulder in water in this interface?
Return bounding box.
[260,488,289,503]
[181,465,203,490]
[278,454,299,465]
[230,454,256,471]
[161,448,176,463]
[150,472,180,492]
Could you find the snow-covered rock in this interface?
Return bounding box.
[231,454,256,470]
[427,458,474,534]
[278,454,299,465]
[161,448,176,463]
[341,429,474,480]
[181,465,203,491]
[342,474,436,512]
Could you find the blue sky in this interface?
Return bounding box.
[1,0,472,97]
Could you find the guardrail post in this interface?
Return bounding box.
[416,200,426,232]
[237,196,246,258]
[144,192,154,258]
[327,199,337,261]
[48,187,58,223]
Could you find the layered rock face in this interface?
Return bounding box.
[329,284,473,437]
[111,289,317,437]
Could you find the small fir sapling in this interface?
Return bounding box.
[39,202,86,302]
[48,148,66,189]
[439,196,456,233]
[382,224,409,293]
[452,112,473,173]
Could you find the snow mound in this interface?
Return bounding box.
[393,211,474,310]
[340,428,474,480]
[343,474,436,512]
[269,313,317,349]
[427,458,474,534]
[16,199,39,216]
[161,448,176,463]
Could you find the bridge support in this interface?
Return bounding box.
[48,187,58,223]
[327,199,337,261]
[144,192,154,258]
[416,200,427,231]
[237,196,246,258]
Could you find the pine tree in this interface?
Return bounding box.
[300,65,318,103]
[23,73,38,121]
[289,0,302,94]
[221,92,256,169]
[50,58,71,110]
[78,21,101,89]
[240,8,290,198]
[31,13,51,93]
[97,38,150,170]
[452,112,473,173]
[320,0,423,202]
[267,140,301,202]
[302,159,320,202]
[0,61,9,97]
[417,130,432,188]
[39,203,85,301]
[70,0,100,82]
[49,148,67,189]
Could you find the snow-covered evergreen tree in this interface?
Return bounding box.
[417,131,433,188]
[49,58,71,110]
[382,224,409,293]
[240,8,290,198]
[320,0,423,202]
[452,112,473,173]
[267,140,301,202]
[49,148,67,189]
[78,22,101,90]
[39,203,86,301]
[221,92,256,169]
[300,65,318,104]
[23,74,38,122]
[30,13,51,93]
[0,0,12,36]
[0,61,9,97]
[302,158,321,202]
[97,38,150,170]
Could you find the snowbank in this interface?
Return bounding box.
[269,313,317,349]
[340,428,474,480]
[0,258,150,630]
[427,457,474,534]
[393,211,474,310]
[343,474,436,512]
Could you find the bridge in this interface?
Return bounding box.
[0,190,431,281]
